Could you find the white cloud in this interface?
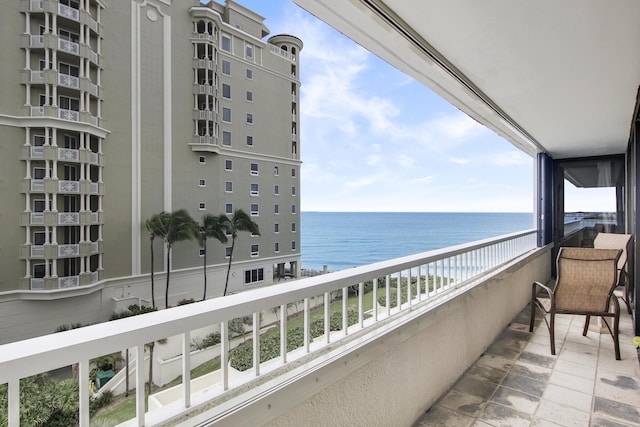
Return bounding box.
[489,151,530,166]
[396,154,415,168]
[344,177,376,189]
[449,157,471,164]
[410,175,438,184]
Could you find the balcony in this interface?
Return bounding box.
[58,212,80,225]
[0,231,575,426]
[58,3,80,21]
[59,108,80,122]
[58,180,80,193]
[58,38,80,55]
[58,275,79,289]
[58,73,80,89]
[58,147,80,162]
[190,135,220,153]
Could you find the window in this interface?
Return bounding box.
[222,59,231,75]
[225,203,233,214]
[33,135,48,146]
[33,168,46,180]
[59,29,79,43]
[291,223,296,232]
[246,91,253,102]
[244,268,264,284]
[59,96,79,111]
[225,159,233,170]
[275,242,280,253]
[250,183,259,196]
[274,223,279,233]
[199,202,206,210]
[291,204,296,214]
[225,247,232,258]
[199,248,205,257]
[33,231,46,245]
[250,203,259,216]
[274,185,279,195]
[245,44,253,59]
[291,241,296,251]
[222,107,231,122]
[274,166,279,176]
[59,62,79,77]
[33,264,46,278]
[250,244,259,256]
[221,34,231,52]
[198,179,206,187]
[222,131,231,146]
[60,0,79,9]
[247,135,253,146]
[33,199,47,212]
[250,163,258,175]
[199,156,206,164]
[246,68,253,79]
[225,181,233,192]
[291,168,296,177]
[291,186,296,196]
[222,83,231,99]
[246,113,253,124]
[274,204,279,214]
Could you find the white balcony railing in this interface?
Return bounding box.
[58,3,80,21]
[58,244,80,257]
[0,230,536,426]
[91,242,99,254]
[58,73,80,88]
[90,271,99,283]
[30,245,45,258]
[89,152,99,164]
[58,275,79,289]
[30,278,45,290]
[89,50,98,64]
[30,146,45,158]
[90,182,99,194]
[30,179,45,191]
[30,106,44,116]
[30,70,44,83]
[30,212,45,225]
[58,148,79,161]
[30,0,43,11]
[58,38,79,55]
[30,35,44,47]
[59,109,80,121]
[270,44,296,62]
[90,212,99,224]
[58,180,80,193]
[58,212,80,225]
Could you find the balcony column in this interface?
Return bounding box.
[44,13,50,34]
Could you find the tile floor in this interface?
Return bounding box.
[413,306,640,427]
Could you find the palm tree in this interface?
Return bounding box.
[221,209,260,296]
[152,209,195,308]
[144,214,163,308]
[195,214,228,301]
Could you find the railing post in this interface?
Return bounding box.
[135,345,145,427]
[385,275,391,317]
[342,287,348,336]
[373,277,378,321]
[303,299,310,353]
[182,331,191,409]
[221,320,228,390]
[79,359,90,426]
[254,312,261,375]
[358,282,364,327]
[280,304,287,363]
[8,378,19,426]
[324,292,330,344]
[407,269,412,305]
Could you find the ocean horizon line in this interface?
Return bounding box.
[301,210,534,214]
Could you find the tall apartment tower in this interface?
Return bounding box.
[0,0,302,342]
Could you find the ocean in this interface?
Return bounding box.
[301,212,534,272]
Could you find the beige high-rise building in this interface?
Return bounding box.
[0,0,302,343]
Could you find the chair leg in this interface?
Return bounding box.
[529,300,536,332]
[549,313,556,355]
[613,308,621,361]
[583,315,591,336]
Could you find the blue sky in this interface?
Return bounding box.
[223,0,536,212]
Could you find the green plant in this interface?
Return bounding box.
[90,390,114,416]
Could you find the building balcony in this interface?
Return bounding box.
[58,73,80,89]
[190,135,220,153]
[193,58,215,70]
[57,2,80,21]
[193,109,215,121]
[58,38,80,56]
[5,230,610,427]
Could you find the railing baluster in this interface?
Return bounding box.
[396,271,402,310]
[135,344,145,426]
[280,304,287,362]
[324,292,330,344]
[221,320,228,390]
[342,287,348,336]
[182,331,191,408]
[8,378,19,426]
[416,266,422,301]
[385,275,391,317]
[358,282,364,327]
[407,269,413,306]
[303,299,310,353]
[253,312,261,375]
[373,277,378,321]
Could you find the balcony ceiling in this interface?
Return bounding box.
[293,0,640,159]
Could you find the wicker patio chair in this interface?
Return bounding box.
[593,232,633,314]
[529,247,623,360]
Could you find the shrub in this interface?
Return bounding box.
[89,390,114,416]
[177,298,195,306]
[191,332,221,350]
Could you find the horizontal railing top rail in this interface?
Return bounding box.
[0,228,537,426]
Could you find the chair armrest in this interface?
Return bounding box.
[532,281,553,298]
